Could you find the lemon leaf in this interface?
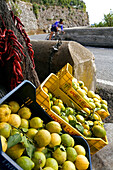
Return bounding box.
[21,136,29,148]
[75,124,84,133]
[26,142,36,158]
[8,134,22,148]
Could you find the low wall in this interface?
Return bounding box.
[63,27,113,47]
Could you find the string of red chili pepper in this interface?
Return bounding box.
[0,15,25,90]
[10,10,35,69]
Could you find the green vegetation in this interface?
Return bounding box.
[30,0,86,11]
[92,10,113,27]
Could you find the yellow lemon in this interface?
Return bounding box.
[74,145,86,156]
[26,128,38,140]
[46,121,62,133]
[0,135,7,152]
[0,105,11,122]
[6,143,25,160]
[8,101,20,114]
[0,122,11,138]
[43,86,48,93]
[49,133,61,148]
[34,129,51,147]
[30,117,43,129]
[8,114,21,128]
[18,107,32,120]
[75,155,89,170]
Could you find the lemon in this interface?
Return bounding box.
[65,107,74,115]
[68,115,74,120]
[36,146,45,152]
[8,101,20,114]
[62,161,76,170]
[43,167,54,170]
[77,88,86,97]
[26,128,38,140]
[34,129,51,147]
[52,147,66,165]
[61,134,73,147]
[0,105,11,122]
[87,90,95,98]
[89,102,96,109]
[16,156,35,170]
[83,129,92,137]
[76,115,85,124]
[0,135,7,152]
[66,147,77,162]
[46,121,62,133]
[92,113,100,121]
[6,143,25,160]
[83,108,90,115]
[30,117,43,129]
[82,123,90,130]
[82,86,88,93]
[96,109,107,119]
[101,99,107,105]
[20,118,29,129]
[8,114,21,128]
[74,145,86,156]
[48,93,53,100]
[45,158,58,170]
[0,122,11,138]
[92,125,106,138]
[71,137,75,147]
[49,133,61,148]
[61,115,69,123]
[32,151,46,169]
[18,107,32,119]
[95,102,101,108]
[75,155,89,170]
[101,104,108,111]
[51,105,61,116]
[43,87,48,94]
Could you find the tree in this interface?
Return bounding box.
[93,10,113,27]
[0,0,40,92]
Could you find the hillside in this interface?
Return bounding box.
[8,0,89,33]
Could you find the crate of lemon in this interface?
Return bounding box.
[36,73,108,155]
[56,63,110,120]
[0,80,92,170]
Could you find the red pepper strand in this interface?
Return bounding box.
[10,11,35,69]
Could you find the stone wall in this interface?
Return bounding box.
[9,1,89,32]
[63,27,113,47]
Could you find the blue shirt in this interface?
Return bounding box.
[52,21,63,31]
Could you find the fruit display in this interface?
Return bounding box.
[56,63,110,120]
[0,101,90,170]
[44,88,107,139]
[36,73,108,155]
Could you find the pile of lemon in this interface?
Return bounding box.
[72,78,108,117]
[0,101,90,170]
[43,86,106,139]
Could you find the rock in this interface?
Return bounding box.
[91,123,113,170]
[31,40,96,91]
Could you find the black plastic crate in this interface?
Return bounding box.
[0,80,92,170]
